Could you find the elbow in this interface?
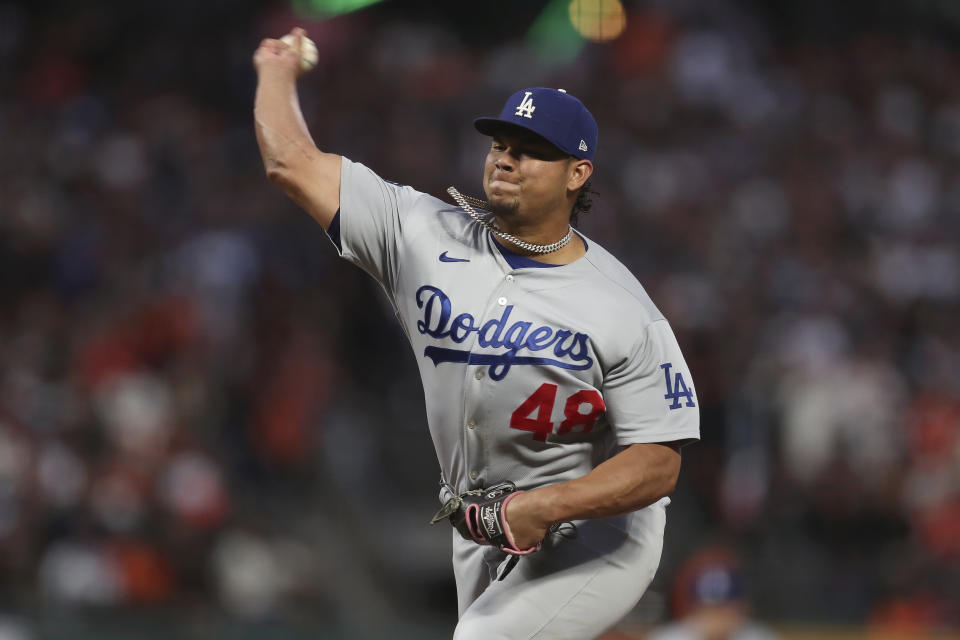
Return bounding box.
[663,453,682,496]
[263,151,312,196]
[661,469,679,497]
[259,142,298,186]
[264,164,311,212]
[651,450,682,501]
[264,160,288,185]
[636,474,677,511]
[264,163,303,199]
[663,440,684,493]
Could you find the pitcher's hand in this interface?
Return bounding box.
[253,27,310,79]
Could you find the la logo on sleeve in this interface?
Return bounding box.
[660,363,695,409]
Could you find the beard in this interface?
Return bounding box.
[486,195,519,219]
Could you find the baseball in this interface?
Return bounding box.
[280,34,318,72]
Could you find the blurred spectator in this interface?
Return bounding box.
[647,547,779,640]
[0,617,31,640]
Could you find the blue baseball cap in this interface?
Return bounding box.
[474,87,598,161]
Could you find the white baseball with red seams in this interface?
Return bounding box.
[331,157,701,639]
[280,34,318,71]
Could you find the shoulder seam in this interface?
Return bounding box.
[581,252,662,320]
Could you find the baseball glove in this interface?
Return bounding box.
[430,481,541,578]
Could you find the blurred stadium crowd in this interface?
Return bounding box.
[0,0,958,637]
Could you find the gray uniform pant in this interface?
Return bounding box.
[452,498,669,640]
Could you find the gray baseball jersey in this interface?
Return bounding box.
[334,157,700,638]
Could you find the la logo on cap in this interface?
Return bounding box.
[515,91,535,119]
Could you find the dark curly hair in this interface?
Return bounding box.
[570,180,595,227]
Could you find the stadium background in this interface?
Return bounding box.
[0,0,958,637]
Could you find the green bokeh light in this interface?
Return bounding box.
[291,0,385,18]
[526,0,585,62]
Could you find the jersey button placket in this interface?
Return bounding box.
[464,279,513,489]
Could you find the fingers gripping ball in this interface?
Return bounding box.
[280,34,318,72]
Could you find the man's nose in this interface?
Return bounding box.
[495,150,515,171]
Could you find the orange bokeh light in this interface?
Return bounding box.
[569,0,627,42]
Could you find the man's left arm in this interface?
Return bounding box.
[505,441,682,549]
[505,318,698,550]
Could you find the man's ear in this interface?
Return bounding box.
[568,159,594,191]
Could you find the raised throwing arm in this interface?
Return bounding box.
[253,27,341,229]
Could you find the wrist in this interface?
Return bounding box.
[256,66,299,86]
[521,486,561,529]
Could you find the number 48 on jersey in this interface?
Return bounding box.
[509,364,695,442]
[509,383,605,442]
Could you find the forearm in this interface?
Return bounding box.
[253,70,317,177]
[523,443,680,525]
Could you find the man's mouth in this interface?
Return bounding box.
[489,174,519,189]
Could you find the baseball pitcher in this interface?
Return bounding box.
[253,28,700,640]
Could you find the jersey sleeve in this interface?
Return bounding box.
[336,157,423,296]
[602,319,700,447]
